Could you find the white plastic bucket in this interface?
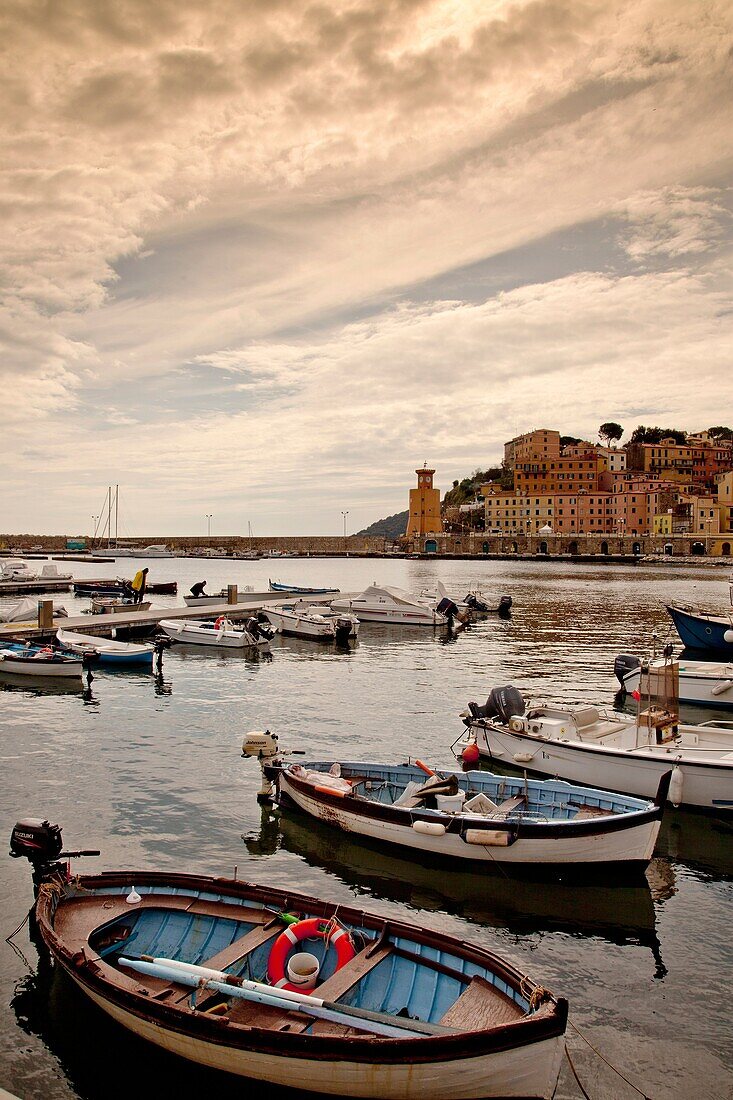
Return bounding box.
[286,951,320,989]
[435,790,466,813]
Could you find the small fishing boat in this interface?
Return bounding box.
[56,629,155,668]
[158,616,273,650]
[90,597,151,614]
[0,559,38,581]
[269,580,340,595]
[261,603,359,642]
[244,739,666,871]
[420,587,512,619]
[73,579,178,596]
[330,585,456,627]
[456,672,733,813]
[615,653,733,708]
[0,644,83,679]
[183,585,256,607]
[11,819,568,1099]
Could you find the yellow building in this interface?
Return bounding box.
[406,466,443,536]
[718,471,733,532]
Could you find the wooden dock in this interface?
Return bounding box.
[0,579,72,595]
[0,591,341,641]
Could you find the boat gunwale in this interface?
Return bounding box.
[277,764,665,839]
[36,870,568,1063]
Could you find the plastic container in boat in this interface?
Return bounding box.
[286,952,320,990]
[435,791,466,813]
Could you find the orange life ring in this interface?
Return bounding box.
[213,616,226,629]
[267,917,355,992]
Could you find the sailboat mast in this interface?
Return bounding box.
[115,484,119,546]
[107,486,112,548]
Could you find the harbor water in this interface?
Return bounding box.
[1,556,731,1099]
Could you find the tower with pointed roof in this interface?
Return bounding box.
[405,464,443,536]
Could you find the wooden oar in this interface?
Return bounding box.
[119,956,452,1038]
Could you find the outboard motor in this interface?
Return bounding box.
[334,618,353,645]
[242,730,281,802]
[614,654,641,689]
[498,595,513,616]
[10,819,99,892]
[486,685,525,724]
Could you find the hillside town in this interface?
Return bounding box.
[406,426,733,557]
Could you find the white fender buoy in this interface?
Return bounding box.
[711,680,733,696]
[412,820,446,837]
[723,629,733,644]
[464,829,511,847]
[669,765,684,808]
[513,752,533,763]
[126,886,141,904]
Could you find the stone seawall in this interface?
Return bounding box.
[1,531,731,558]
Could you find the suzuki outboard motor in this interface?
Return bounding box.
[614,654,641,688]
[10,819,99,892]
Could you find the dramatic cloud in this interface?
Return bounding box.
[1,0,732,532]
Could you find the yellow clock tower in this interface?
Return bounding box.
[406,464,443,536]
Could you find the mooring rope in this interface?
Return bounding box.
[567,1018,656,1100]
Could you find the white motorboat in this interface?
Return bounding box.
[456,677,733,813]
[330,585,453,627]
[158,616,273,650]
[0,559,38,581]
[615,653,733,709]
[247,744,666,872]
[136,544,173,557]
[421,585,512,618]
[262,603,359,642]
[56,629,155,668]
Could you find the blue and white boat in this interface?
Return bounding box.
[252,753,667,872]
[666,604,733,653]
[269,580,340,595]
[13,823,568,1100]
[0,642,83,679]
[56,628,155,668]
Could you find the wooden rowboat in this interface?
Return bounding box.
[255,756,667,872]
[14,830,567,1099]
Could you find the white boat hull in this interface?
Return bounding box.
[0,655,82,679]
[159,620,269,650]
[280,777,659,866]
[470,724,731,812]
[265,608,359,640]
[75,977,564,1099]
[622,665,733,708]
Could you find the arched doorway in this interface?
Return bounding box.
[601,541,609,555]
[691,542,705,555]
[664,543,673,555]
[632,542,641,555]
[722,542,731,557]
[511,540,519,553]
[568,541,579,555]
[482,541,489,554]
[539,541,548,555]
[424,539,437,554]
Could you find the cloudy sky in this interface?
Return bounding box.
[3,0,732,536]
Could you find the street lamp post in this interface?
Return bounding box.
[91,515,98,546]
[341,510,349,555]
[205,514,213,543]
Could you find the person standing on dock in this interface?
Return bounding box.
[131,567,149,605]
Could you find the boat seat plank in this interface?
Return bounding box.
[199,923,282,973]
[306,942,393,1003]
[495,796,526,814]
[438,976,522,1031]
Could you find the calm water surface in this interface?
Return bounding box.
[1,557,731,1099]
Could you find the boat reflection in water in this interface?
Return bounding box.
[243,806,669,978]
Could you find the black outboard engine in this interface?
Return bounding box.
[10,819,99,893]
[486,685,525,724]
[436,597,460,622]
[614,654,641,689]
[498,595,513,616]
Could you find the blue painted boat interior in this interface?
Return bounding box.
[299,761,650,818]
[86,885,531,1023]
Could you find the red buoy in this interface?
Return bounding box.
[462,742,480,766]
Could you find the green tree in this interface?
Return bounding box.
[599,422,623,447]
[629,425,686,445]
[708,426,733,441]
